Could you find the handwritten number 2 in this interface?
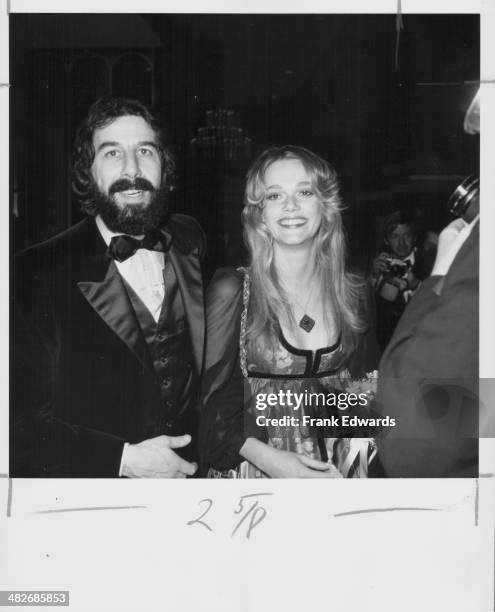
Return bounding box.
[187,498,213,531]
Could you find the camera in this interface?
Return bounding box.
[448,175,479,223]
[378,257,409,302]
[385,257,409,277]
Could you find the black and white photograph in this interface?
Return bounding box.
[2,1,494,610]
[9,11,481,479]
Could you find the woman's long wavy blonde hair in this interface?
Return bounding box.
[242,145,366,359]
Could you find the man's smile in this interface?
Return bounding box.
[119,189,145,197]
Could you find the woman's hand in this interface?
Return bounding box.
[265,448,342,478]
[240,438,342,478]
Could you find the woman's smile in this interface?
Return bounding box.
[278,217,308,228]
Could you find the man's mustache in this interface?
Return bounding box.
[109,177,155,195]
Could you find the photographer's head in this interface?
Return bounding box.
[383,211,416,260]
[72,97,175,235]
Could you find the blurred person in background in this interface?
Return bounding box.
[371,211,435,352]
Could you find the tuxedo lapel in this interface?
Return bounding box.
[74,216,205,374]
[168,245,205,375]
[75,219,152,372]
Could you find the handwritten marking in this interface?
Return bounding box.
[231,502,266,539]
[396,0,402,23]
[334,507,439,518]
[187,494,273,537]
[0,473,9,478]
[479,473,494,478]
[395,0,404,71]
[232,493,273,539]
[474,479,479,527]
[36,505,146,514]
[6,478,12,518]
[234,492,273,514]
[186,498,213,532]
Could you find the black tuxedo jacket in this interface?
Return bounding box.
[11,215,205,477]
[375,223,478,477]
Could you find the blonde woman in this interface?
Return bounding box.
[200,146,380,478]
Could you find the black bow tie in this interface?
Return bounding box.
[107,231,169,263]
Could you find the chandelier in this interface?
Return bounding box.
[190,109,252,161]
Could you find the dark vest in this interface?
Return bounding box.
[123,256,197,450]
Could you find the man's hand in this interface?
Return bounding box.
[405,269,419,291]
[122,434,198,478]
[372,252,391,276]
[387,275,407,290]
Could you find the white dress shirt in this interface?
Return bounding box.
[96,215,165,322]
[431,216,478,277]
[95,216,166,475]
[401,249,416,303]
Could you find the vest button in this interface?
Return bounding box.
[161,378,171,389]
[160,356,169,365]
[157,333,165,341]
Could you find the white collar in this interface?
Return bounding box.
[402,249,416,265]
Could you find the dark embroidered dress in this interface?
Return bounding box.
[199,268,381,478]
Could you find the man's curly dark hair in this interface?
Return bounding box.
[72,96,175,215]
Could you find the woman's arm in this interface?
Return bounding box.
[199,268,261,472]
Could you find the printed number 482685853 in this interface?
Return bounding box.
[4,591,68,605]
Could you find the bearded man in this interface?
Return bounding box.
[11,97,205,478]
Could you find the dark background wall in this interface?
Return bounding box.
[10,13,479,278]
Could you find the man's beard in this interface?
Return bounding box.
[91,177,169,235]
